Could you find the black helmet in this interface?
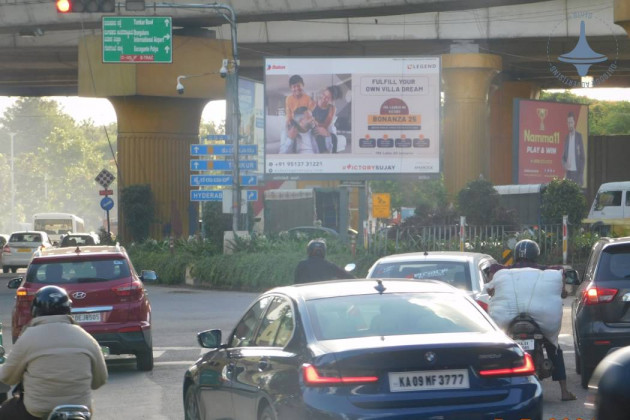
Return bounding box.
[307,238,326,258]
[513,239,540,263]
[589,347,630,420]
[31,285,72,318]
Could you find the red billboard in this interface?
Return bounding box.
[513,99,588,188]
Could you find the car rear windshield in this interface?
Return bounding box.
[597,245,630,281]
[305,292,493,341]
[370,261,471,291]
[9,233,42,243]
[26,258,131,284]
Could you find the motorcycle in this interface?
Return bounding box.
[506,313,553,379]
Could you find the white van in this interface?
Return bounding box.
[584,181,630,235]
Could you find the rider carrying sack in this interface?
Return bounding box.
[484,239,576,402]
[0,285,108,420]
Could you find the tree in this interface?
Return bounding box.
[121,184,155,242]
[540,178,587,225]
[0,98,117,232]
[457,179,500,225]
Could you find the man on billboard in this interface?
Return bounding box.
[561,111,585,187]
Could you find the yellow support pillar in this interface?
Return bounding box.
[78,35,231,241]
[441,53,502,196]
[614,0,630,36]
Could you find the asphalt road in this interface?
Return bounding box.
[0,272,595,420]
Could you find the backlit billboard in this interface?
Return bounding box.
[264,57,441,180]
[513,99,588,188]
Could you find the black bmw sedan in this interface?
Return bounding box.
[183,279,542,420]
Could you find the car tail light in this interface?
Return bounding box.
[475,299,489,312]
[478,353,535,377]
[112,281,144,299]
[584,287,618,305]
[302,364,378,386]
[2,245,9,255]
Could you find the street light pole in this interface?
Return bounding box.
[9,132,16,232]
[157,2,241,232]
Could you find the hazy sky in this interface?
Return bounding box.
[0,87,628,127]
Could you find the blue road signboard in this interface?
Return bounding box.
[190,190,223,201]
[190,160,258,171]
[190,175,232,186]
[245,190,258,201]
[100,196,115,211]
[190,144,258,156]
[241,176,258,186]
[190,175,258,186]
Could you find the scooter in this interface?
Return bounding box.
[506,313,553,379]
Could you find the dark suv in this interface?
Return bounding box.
[570,236,630,388]
[7,245,157,371]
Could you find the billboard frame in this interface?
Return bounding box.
[263,56,442,181]
[512,98,589,188]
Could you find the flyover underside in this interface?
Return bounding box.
[1,36,629,96]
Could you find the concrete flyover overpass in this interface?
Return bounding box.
[1,0,630,239]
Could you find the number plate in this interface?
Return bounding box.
[72,313,101,323]
[515,339,535,351]
[17,248,32,253]
[389,369,469,392]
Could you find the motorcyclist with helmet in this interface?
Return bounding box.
[486,239,576,402]
[294,238,354,284]
[0,285,108,420]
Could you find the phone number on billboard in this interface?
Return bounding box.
[272,161,323,167]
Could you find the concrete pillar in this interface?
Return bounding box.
[441,53,502,196]
[489,80,540,185]
[77,35,231,241]
[614,0,630,36]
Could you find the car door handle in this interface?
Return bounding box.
[258,359,271,371]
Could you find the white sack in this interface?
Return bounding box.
[485,267,563,347]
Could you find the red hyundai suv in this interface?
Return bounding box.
[7,245,157,371]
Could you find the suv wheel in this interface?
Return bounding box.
[136,349,154,371]
[10,267,16,273]
[2,266,7,274]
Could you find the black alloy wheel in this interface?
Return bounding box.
[259,405,277,420]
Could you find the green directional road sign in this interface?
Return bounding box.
[102,16,172,63]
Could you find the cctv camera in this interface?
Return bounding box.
[220,59,228,79]
[176,75,186,94]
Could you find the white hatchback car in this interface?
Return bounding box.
[2,231,53,273]
[366,251,498,311]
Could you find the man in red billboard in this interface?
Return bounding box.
[561,111,585,187]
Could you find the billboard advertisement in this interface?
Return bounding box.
[513,99,588,188]
[239,77,264,177]
[264,57,441,180]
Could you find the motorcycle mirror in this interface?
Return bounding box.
[564,269,580,285]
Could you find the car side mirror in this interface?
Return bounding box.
[564,269,581,285]
[344,263,356,273]
[197,329,222,349]
[140,270,158,282]
[7,278,22,289]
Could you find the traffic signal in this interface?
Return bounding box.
[56,0,116,13]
